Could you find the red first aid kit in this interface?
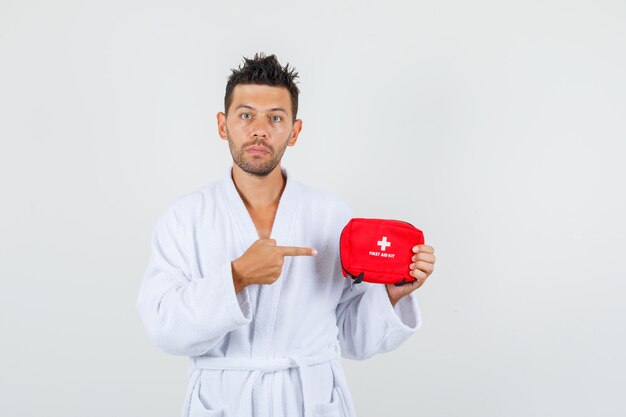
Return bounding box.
[340,218,425,287]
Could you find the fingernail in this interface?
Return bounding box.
[312,249,318,256]
[413,246,419,253]
[409,263,415,269]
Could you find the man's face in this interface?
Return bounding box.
[217,84,302,178]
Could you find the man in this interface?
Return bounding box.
[136,52,436,417]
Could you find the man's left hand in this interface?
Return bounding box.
[385,244,436,307]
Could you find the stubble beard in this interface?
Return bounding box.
[227,133,290,178]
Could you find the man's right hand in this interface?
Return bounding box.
[231,238,317,293]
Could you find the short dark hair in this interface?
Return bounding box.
[224,52,300,122]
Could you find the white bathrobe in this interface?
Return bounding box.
[136,165,422,417]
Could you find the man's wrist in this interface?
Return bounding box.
[231,260,246,293]
[385,286,399,307]
[389,296,398,308]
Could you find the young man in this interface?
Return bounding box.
[136,52,436,417]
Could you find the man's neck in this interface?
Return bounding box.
[231,164,286,209]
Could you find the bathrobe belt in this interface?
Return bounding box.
[191,347,340,417]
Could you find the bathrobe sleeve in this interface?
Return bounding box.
[136,208,251,357]
[334,204,423,360]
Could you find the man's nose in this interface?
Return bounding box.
[250,117,271,138]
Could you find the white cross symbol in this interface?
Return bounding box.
[377,236,391,251]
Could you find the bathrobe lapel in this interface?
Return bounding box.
[220,165,300,248]
[219,165,302,358]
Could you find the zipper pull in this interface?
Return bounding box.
[349,271,364,291]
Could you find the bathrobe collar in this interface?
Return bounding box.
[220,164,300,247]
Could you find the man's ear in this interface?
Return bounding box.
[217,112,227,140]
[287,119,303,147]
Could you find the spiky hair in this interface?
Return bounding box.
[224,52,300,121]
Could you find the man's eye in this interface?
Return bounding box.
[241,113,252,120]
[270,115,282,122]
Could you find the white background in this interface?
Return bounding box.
[1,0,625,416]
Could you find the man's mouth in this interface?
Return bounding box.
[246,146,270,154]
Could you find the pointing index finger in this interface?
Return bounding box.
[277,246,318,257]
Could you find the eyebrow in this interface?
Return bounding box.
[234,104,288,115]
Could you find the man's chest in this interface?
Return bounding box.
[246,205,278,240]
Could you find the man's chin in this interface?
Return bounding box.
[238,162,278,178]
